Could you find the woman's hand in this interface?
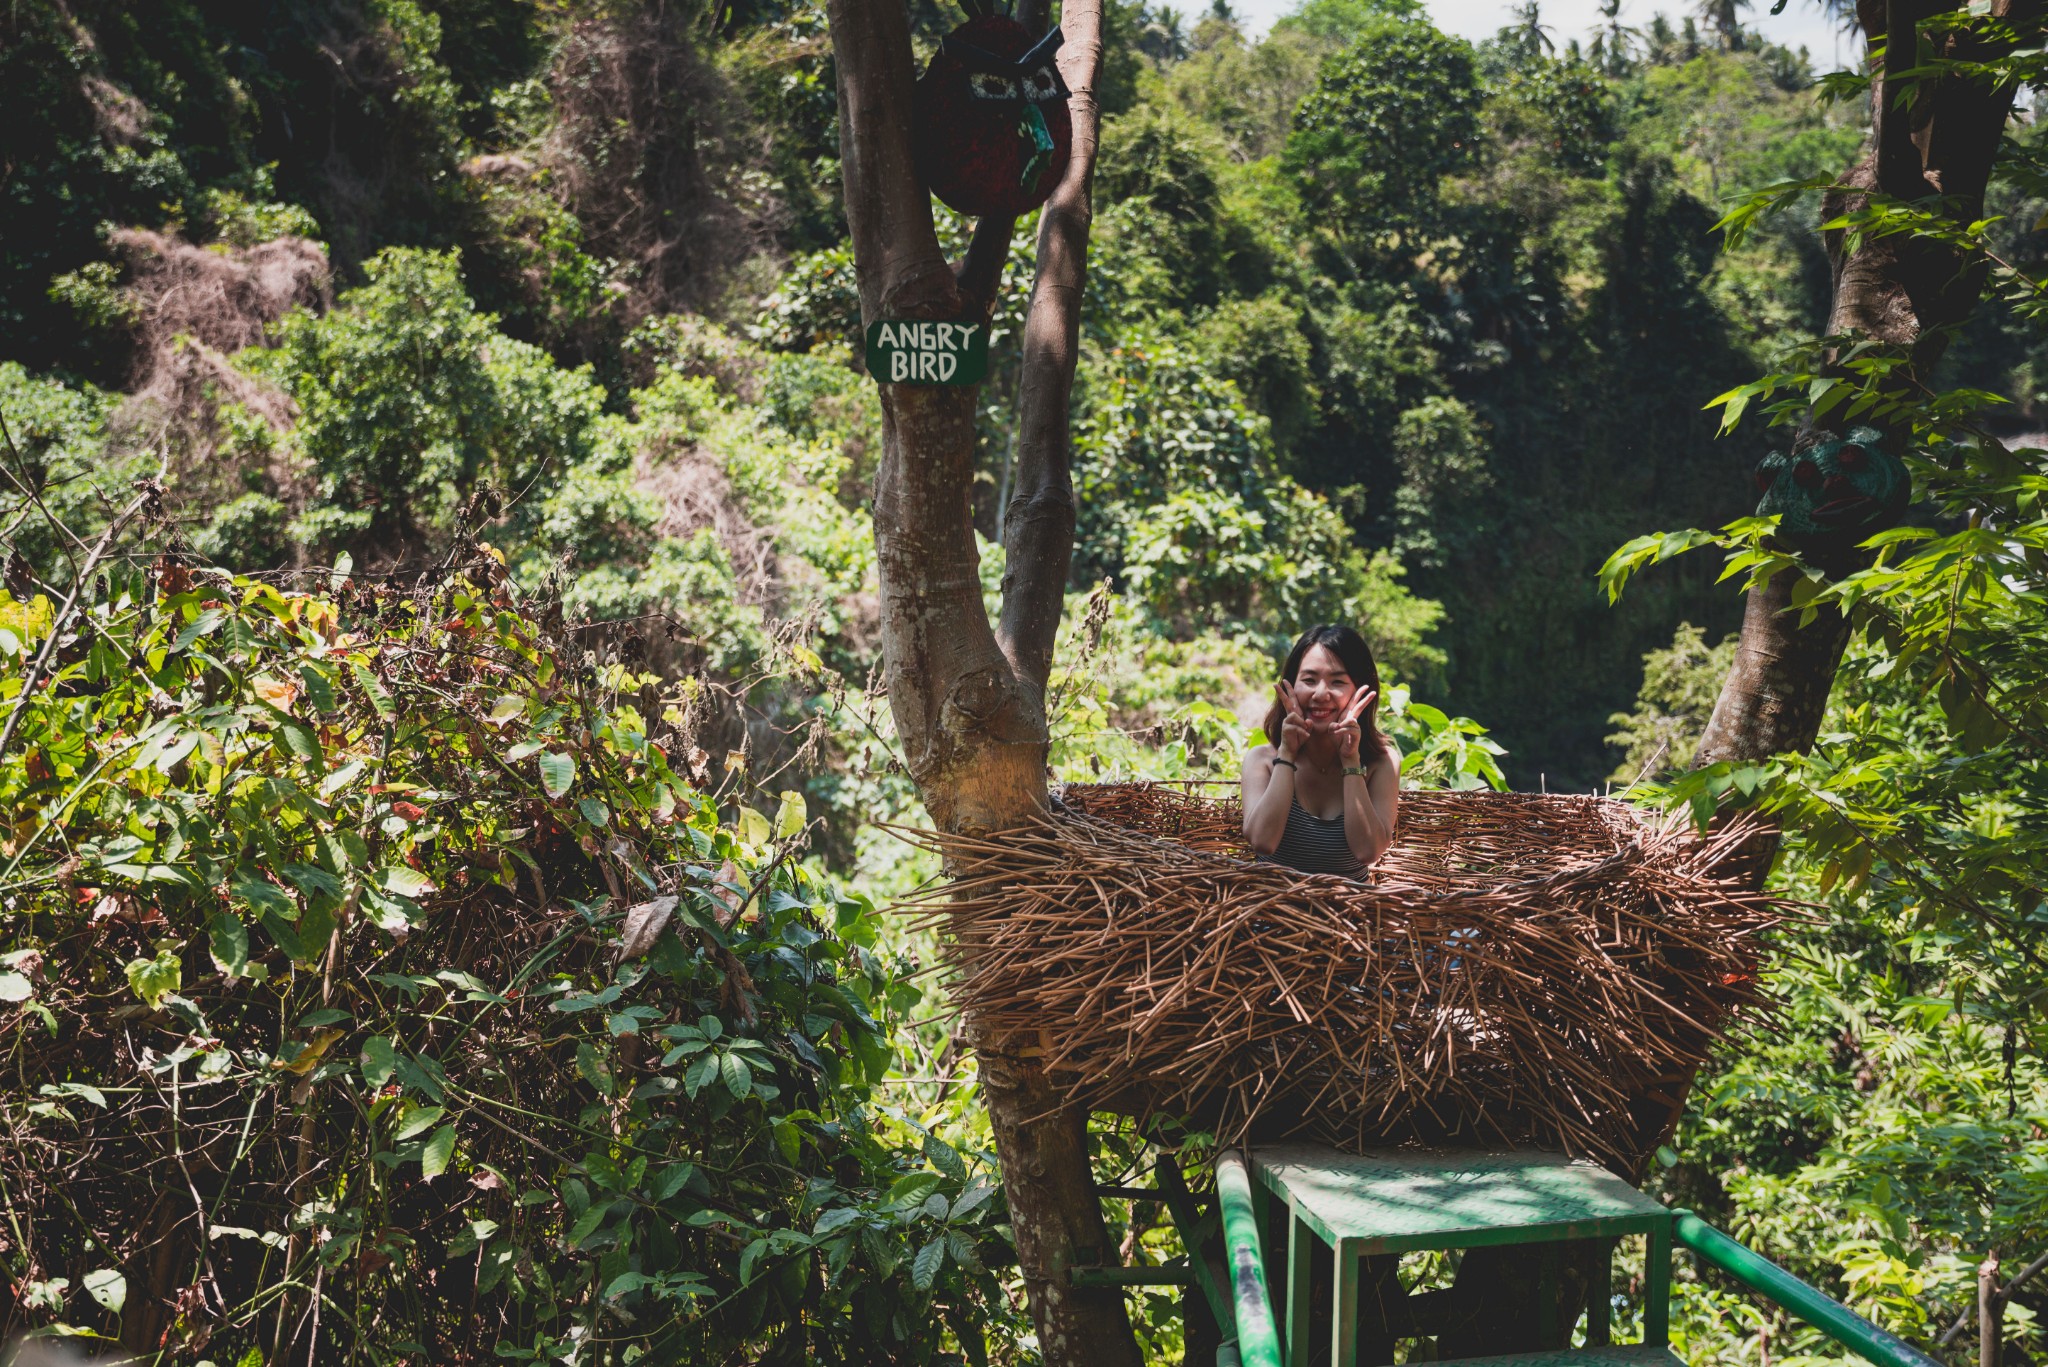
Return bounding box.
[1332,688,1377,765]
[1275,682,1312,762]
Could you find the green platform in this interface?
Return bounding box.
[1426,1348,1682,1367]
[1249,1145,1674,1367]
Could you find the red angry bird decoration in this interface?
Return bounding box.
[913,8,1072,218]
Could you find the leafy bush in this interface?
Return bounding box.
[0,560,1023,1363]
[245,248,614,560]
[1284,20,1484,244]
[1604,621,1736,783]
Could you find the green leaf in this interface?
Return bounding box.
[350,661,398,721]
[737,807,771,846]
[280,862,344,902]
[774,789,807,840]
[420,1124,456,1180]
[40,1082,107,1108]
[272,718,324,767]
[651,1163,697,1201]
[209,913,250,976]
[376,866,436,899]
[911,1235,947,1290]
[566,1203,609,1249]
[0,970,31,1003]
[124,946,182,1010]
[361,1036,398,1088]
[605,1271,652,1299]
[923,1133,968,1183]
[487,694,527,725]
[720,1051,752,1099]
[538,751,575,799]
[82,1268,126,1314]
[230,876,295,918]
[297,663,338,714]
[950,1180,996,1219]
[260,909,312,962]
[395,1105,446,1140]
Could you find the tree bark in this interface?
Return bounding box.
[824,0,1140,1360]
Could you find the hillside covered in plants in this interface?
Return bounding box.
[6,0,2048,1362]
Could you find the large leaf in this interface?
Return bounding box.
[774,789,807,840]
[375,866,436,899]
[83,1268,126,1314]
[538,751,575,799]
[208,913,250,977]
[420,1124,456,1180]
[124,946,182,1010]
[360,1036,398,1088]
[911,1235,947,1291]
[923,1133,968,1182]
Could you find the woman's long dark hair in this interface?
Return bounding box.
[1261,624,1389,763]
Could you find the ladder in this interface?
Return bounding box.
[1078,1144,1947,1367]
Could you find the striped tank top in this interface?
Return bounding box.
[1259,799,1367,877]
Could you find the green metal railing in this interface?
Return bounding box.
[1206,1186,1950,1367]
[1673,1211,1945,1367]
[1214,1149,1284,1367]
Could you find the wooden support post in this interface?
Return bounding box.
[1589,1240,1613,1347]
[1333,1238,1360,1367]
[1287,1206,1313,1367]
[1646,1219,1673,1348]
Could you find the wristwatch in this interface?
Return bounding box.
[1342,764,1366,778]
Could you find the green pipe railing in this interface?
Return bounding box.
[1215,1149,1285,1367]
[1674,1211,1945,1367]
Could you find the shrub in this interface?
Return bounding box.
[0,559,1023,1363]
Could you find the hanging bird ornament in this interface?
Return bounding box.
[1751,425,1911,552]
[913,1,1072,218]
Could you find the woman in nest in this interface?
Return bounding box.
[1242,624,1399,877]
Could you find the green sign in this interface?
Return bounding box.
[865,319,989,386]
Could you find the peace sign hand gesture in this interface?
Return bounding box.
[1332,688,1377,765]
[1274,682,1312,763]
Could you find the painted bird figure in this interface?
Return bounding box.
[913,5,1072,219]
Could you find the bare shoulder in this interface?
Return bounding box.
[1241,741,1276,781]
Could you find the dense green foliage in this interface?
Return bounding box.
[1596,42,2048,1359]
[0,565,1024,1362]
[9,0,2048,1361]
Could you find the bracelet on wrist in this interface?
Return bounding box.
[1342,764,1366,777]
[1271,758,1297,771]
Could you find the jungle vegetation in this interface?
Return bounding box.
[3,0,2047,1361]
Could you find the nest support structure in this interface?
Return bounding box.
[901,784,1785,1170]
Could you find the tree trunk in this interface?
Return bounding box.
[1699,0,2037,783]
[823,0,1140,1361]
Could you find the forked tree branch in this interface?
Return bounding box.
[998,0,1104,688]
[954,213,1019,317]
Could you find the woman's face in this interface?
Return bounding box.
[1290,644,1358,728]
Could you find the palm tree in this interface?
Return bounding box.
[1590,0,1642,72]
[1697,0,1749,50]
[1506,0,1556,56]
[1135,4,1190,63]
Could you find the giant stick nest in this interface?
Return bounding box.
[899,783,1786,1167]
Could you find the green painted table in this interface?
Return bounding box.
[1248,1146,1678,1367]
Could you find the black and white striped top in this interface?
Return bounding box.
[1259,799,1368,878]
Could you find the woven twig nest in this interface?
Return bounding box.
[902,783,1784,1167]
